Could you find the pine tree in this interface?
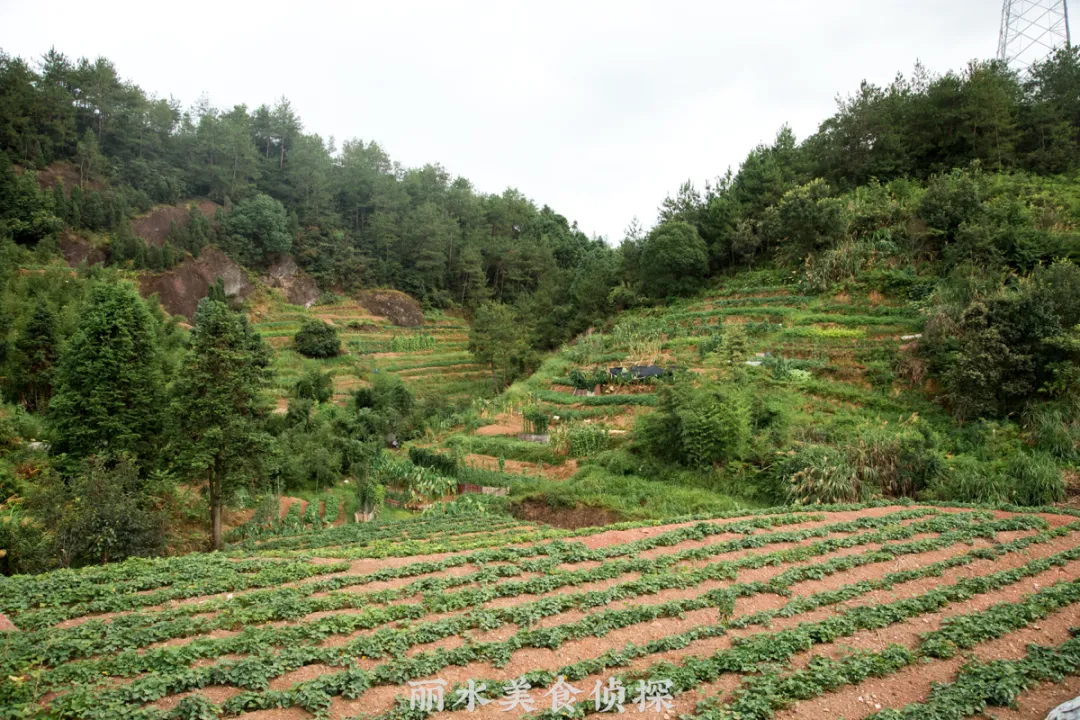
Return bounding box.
[49,282,164,461]
[161,242,176,268]
[169,296,272,549]
[110,219,137,264]
[82,191,105,230]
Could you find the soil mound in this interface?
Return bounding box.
[512,497,619,528]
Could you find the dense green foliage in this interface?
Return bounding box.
[169,297,273,548]
[0,47,620,360]
[5,42,1080,572]
[48,281,165,462]
[637,377,750,469]
[292,319,340,358]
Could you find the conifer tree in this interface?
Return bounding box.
[169,296,272,549]
[49,282,164,461]
[5,299,58,412]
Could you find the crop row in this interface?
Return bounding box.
[0,557,351,628]
[0,555,299,614]
[2,510,945,679]
[869,633,1080,719]
[466,523,1080,720]
[12,512,1048,716]
[691,563,1080,719]
[4,511,861,661]
[46,514,1071,720]
[238,514,531,552]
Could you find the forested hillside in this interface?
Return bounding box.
[4,45,1080,577]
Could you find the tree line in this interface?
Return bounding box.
[0,48,617,350]
[5,45,1080,569]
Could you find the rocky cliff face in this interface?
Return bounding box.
[356,289,424,327]
[138,247,253,319]
[261,254,320,307]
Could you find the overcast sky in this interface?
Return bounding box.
[0,0,1001,242]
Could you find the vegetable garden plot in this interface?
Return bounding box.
[4,504,1080,720]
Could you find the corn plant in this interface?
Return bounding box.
[389,333,437,352]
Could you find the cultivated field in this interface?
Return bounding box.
[251,297,491,408]
[420,272,939,510]
[3,503,1080,719]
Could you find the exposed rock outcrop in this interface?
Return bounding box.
[138,247,253,319]
[132,201,218,247]
[262,254,320,307]
[356,289,423,327]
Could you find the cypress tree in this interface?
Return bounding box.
[169,296,272,549]
[6,300,58,412]
[49,282,164,462]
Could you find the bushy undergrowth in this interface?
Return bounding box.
[636,377,750,470]
[293,319,340,358]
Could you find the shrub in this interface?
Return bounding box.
[696,331,724,359]
[294,320,341,358]
[589,449,642,476]
[930,455,1012,504]
[409,446,459,477]
[1007,451,1064,506]
[568,366,610,390]
[0,501,52,575]
[252,494,278,532]
[27,455,166,568]
[323,497,340,525]
[294,369,333,403]
[636,378,750,469]
[522,405,551,434]
[302,500,322,529]
[552,422,610,458]
[783,445,865,505]
[851,424,944,499]
[280,502,303,532]
[356,475,385,516]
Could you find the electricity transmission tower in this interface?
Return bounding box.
[998,0,1071,69]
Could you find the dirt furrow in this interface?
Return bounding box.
[326,531,1057,719]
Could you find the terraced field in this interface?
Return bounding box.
[425,274,935,493]
[4,503,1080,719]
[251,298,491,406]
